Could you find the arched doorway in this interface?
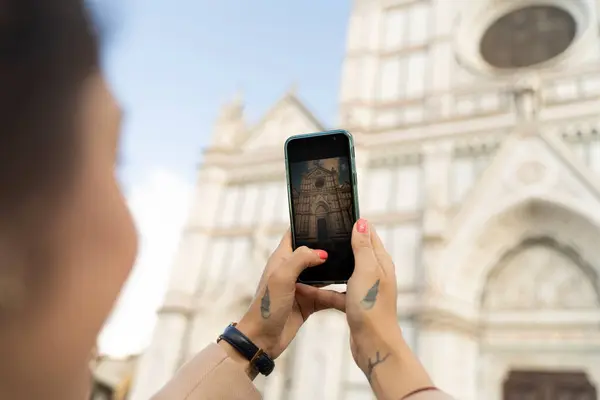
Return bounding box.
[433,199,600,399]
[481,237,600,400]
[475,201,600,400]
[503,370,596,400]
[315,203,329,242]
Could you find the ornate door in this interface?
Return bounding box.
[504,371,597,400]
[317,217,328,241]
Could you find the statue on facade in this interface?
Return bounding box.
[511,77,542,123]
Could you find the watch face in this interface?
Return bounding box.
[480,5,577,69]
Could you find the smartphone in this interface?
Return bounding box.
[284,129,360,285]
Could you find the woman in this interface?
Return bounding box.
[0,1,452,399]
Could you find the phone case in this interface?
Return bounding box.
[284,129,361,285]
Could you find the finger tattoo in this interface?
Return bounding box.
[366,351,390,382]
[360,279,380,310]
[260,286,271,319]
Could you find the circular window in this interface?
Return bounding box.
[314,177,325,189]
[480,5,576,69]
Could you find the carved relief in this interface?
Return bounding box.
[515,161,546,185]
[483,241,599,311]
[511,81,542,122]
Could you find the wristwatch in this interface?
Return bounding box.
[217,323,275,376]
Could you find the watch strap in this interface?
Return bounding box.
[218,323,275,376]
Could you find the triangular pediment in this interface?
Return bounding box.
[305,165,335,178]
[448,127,600,239]
[242,92,325,152]
[432,127,600,309]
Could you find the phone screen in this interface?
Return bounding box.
[286,131,358,284]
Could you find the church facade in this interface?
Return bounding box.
[292,163,354,243]
[130,1,600,399]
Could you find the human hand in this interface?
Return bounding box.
[235,230,346,361]
[344,219,434,397]
[345,219,403,375]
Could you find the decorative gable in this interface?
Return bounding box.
[448,128,600,241]
[242,91,325,152]
[305,165,335,179]
[434,127,600,306]
[314,194,327,205]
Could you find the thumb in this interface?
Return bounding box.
[351,218,379,277]
[275,246,327,286]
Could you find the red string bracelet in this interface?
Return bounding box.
[401,386,439,399]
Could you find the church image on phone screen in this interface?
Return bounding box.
[290,156,354,248]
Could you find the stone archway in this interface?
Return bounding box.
[441,199,600,307]
[429,198,600,400]
[473,201,600,400]
[503,370,597,400]
[482,236,600,311]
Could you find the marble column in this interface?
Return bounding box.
[128,310,190,400]
[288,311,347,400]
[415,142,477,400]
[353,143,370,215]
[420,141,453,290]
[262,342,296,400]
[129,169,225,400]
[417,323,479,400]
[128,230,212,400]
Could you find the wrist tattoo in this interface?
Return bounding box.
[360,279,380,310]
[366,351,390,382]
[260,286,271,319]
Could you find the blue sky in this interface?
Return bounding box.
[101,0,351,186]
[95,0,352,356]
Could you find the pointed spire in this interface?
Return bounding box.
[287,82,298,97]
[210,89,247,149]
[231,86,244,107]
[218,89,244,122]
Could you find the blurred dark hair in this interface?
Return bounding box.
[0,0,99,217]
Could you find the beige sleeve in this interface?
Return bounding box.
[151,343,261,400]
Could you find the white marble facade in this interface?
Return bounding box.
[130,1,600,399]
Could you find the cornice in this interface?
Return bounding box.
[184,212,422,237]
[366,211,422,226]
[201,149,283,168]
[415,307,481,337]
[183,223,288,237]
[402,305,600,340]
[484,306,600,323]
[157,290,195,318]
[381,0,429,11]
[201,115,600,175]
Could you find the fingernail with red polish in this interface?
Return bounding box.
[357,218,368,233]
[314,250,328,260]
